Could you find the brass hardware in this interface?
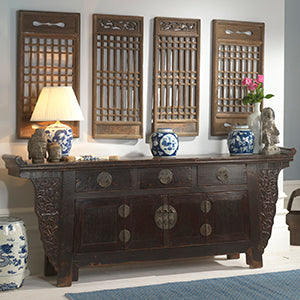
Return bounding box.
[118,204,130,218]
[158,169,173,185]
[200,224,212,237]
[119,229,130,243]
[201,200,212,214]
[216,167,229,183]
[97,171,112,188]
[155,205,177,230]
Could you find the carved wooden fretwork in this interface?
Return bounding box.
[17,10,80,139]
[98,19,138,32]
[153,17,201,136]
[211,20,265,136]
[31,176,62,270]
[160,21,196,33]
[92,14,144,139]
[258,168,280,252]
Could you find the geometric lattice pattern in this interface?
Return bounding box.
[17,11,80,139]
[156,36,198,119]
[217,44,260,113]
[153,17,201,136]
[211,20,264,136]
[93,14,143,139]
[23,37,75,114]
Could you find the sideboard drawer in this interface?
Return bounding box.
[76,168,132,192]
[198,164,247,185]
[139,166,192,189]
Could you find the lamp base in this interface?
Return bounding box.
[45,121,73,156]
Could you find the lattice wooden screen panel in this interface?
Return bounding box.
[211,20,264,136]
[153,17,201,137]
[93,14,143,139]
[17,10,80,139]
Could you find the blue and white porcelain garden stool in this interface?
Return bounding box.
[0,216,28,291]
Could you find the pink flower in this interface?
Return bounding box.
[248,83,258,91]
[257,74,264,83]
[242,77,252,86]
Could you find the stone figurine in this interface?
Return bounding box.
[261,107,280,155]
[47,142,62,163]
[27,128,47,163]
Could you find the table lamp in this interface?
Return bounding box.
[30,86,84,156]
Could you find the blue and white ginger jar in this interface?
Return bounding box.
[45,121,73,156]
[227,125,254,155]
[0,217,28,291]
[150,128,179,157]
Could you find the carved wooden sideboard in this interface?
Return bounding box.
[2,148,295,287]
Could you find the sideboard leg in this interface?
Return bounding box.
[72,264,79,281]
[56,171,76,287]
[57,265,73,287]
[44,255,57,276]
[246,248,263,268]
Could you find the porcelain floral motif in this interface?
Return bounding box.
[0,217,28,291]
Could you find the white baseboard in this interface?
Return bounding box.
[265,191,292,253]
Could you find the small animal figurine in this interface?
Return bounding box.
[27,128,47,163]
[47,142,62,162]
[261,107,280,155]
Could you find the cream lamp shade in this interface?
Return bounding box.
[30,86,84,157]
[30,86,84,122]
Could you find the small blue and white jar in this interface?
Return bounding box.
[150,128,179,157]
[227,125,255,155]
[0,217,28,291]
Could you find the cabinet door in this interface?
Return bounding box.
[125,195,164,250]
[206,191,250,242]
[167,193,207,246]
[74,197,124,253]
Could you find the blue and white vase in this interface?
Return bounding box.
[150,128,179,157]
[0,217,28,291]
[227,125,254,155]
[45,121,73,156]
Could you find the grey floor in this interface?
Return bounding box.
[2,246,300,299]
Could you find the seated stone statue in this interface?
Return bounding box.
[261,107,280,155]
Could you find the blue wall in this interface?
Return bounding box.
[284,0,300,180]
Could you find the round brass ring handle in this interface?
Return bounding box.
[200,224,212,237]
[119,229,131,243]
[118,204,130,218]
[201,200,212,214]
[216,167,229,183]
[155,204,177,230]
[97,171,112,188]
[158,169,173,185]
